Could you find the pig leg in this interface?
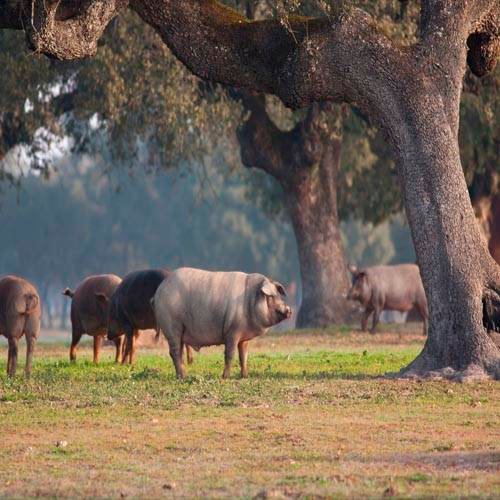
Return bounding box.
[361,308,373,332]
[160,315,185,378]
[222,337,237,379]
[25,333,36,378]
[114,336,124,363]
[423,314,428,337]
[129,330,139,364]
[93,335,103,364]
[238,340,249,378]
[121,336,130,364]
[370,307,381,334]
[69,327,83,362]
[7,337,19,377]
[167,335,185,379]
[185,345,194,365]
[120,323,134,364]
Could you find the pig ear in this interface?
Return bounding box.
[260,281,276,297]
[95,293,109,306]
[274,281,287,297]
[348,264,358,276]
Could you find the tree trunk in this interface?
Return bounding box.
[237,98,354,327]
[283,138,353,327]
[393,98,500,380]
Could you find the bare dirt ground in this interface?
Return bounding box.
[0,324,498,498]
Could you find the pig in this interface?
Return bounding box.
[0,275,41,377]
[347,264,428,335]
[99,268,193,365]
[152,267,292,379]
[63,274,123,363]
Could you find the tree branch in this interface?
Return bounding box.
[10,0,128,59]
[236,93,293,182]
[420,0,499,75]
[129,1,403,111]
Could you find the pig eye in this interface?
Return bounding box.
[356,272,366,283]
[274,282,286,297]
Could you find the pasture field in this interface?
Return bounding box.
[0,326,498,498]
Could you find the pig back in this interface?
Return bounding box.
[366,264,424,310]
[158,268,255,347]
[115,268,170,330]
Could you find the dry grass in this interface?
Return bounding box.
[0,325,498,498]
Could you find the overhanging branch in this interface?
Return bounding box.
[130,1,402,111]
[236,93,290,181]
[17,0,127,59]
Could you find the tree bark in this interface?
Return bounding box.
[284,137,353,327]
[237,97,354,327]
[388,92,500,380]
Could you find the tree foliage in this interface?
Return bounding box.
[0,4,497,231]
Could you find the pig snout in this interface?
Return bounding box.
[278,305,292,320]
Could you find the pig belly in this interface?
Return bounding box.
[384,297,414,312]
[182,328,223,349]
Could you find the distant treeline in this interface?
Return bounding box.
[0,155,414,327]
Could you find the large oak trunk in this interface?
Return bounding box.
[394,100,500,380]
[283,139,353,327]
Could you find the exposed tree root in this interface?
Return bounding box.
[398,364,493,382]
[390,351,500,382]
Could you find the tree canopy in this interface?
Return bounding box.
[1,8,497,230]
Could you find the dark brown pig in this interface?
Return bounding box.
[99,268,193,365]
[63,274,123,363]
[347,264,428,335]
[0,275,41,377]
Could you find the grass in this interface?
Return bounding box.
[0,326,498,498]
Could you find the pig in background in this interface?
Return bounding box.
[63,274,123,364]
[347,264,428,335]
[152,267,292,379]
[0,275,41,377]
